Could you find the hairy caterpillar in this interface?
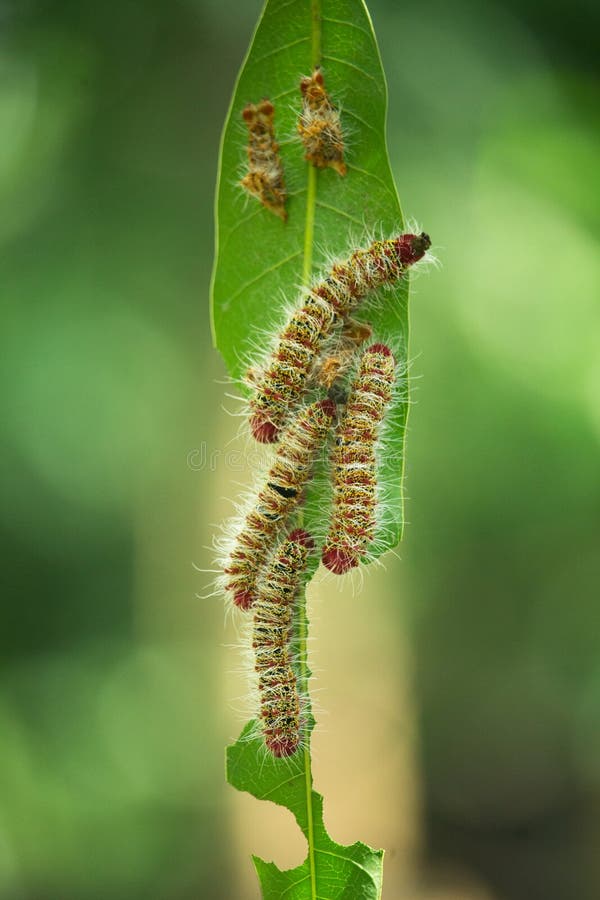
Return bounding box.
[240,99,287,221]
[248,231,430,444]
[252,528,313,757]
[298,67,346,176]
[223,398,336,610]
[322,343,395,574]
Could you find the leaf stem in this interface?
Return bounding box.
[298,3,321,898]
[302,167,317,285]
[299,163,318,900]
[311,0,322,66]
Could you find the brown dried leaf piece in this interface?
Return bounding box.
[298,67,347,176]
[240,99,287,220]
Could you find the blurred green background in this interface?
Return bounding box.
[2,1,599,898]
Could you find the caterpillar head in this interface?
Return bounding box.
[322,543,360,575]
[393,231,431,267]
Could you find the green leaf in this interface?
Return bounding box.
[212,0,411,896]
[210,0,410,555]
[227,723,384,900]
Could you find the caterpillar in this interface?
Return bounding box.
[248,231,430,444]
[240,99,287,221]
[252,528,313,757]
[298,67,346,176]
[322,343,396,574]
[223,397,335,610]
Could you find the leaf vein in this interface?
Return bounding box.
[280,872,311,897]
[343,107,378,136]
[315,199,364,226]
[273,0,302,14]
[321,16,371,38]
[222,208,262,248]
[271,86,298,102]
[258,771,304,800]
[250,36,310,67]
[227,250,302,304]
[346,163,396,199]
[321,54,380,87]
[315,846,374,879]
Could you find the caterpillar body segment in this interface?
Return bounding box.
[248,294,335,444]
[252,529,314,757]
[248,232,430,444]
[224,399,335,610]
[322,343,396,574]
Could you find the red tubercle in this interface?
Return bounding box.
[316,398,336,419]
[394,231,431,266]
[260,383,285,401]
[367,342,392,356]
[265,734,299,757]
[337,452,371,465]
[250,414,279,444]
[338,472,376,487]
[367,342,394,363]
[322,544,359,575]
[277,349,305,367]
[288,528,315,550]
[233,589,254,611]
[343,521,371,538]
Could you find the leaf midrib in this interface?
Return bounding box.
[300,5,321,898]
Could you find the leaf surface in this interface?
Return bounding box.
[211,0,410,553]
[227,723,384,899]
[212,1,409,896]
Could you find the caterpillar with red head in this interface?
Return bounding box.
[223,397,335,610]
[240,99,287,221]
[252,528,313,757]
[298,67,346,176]
[322,343,396,575]
[248,231,430,444]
